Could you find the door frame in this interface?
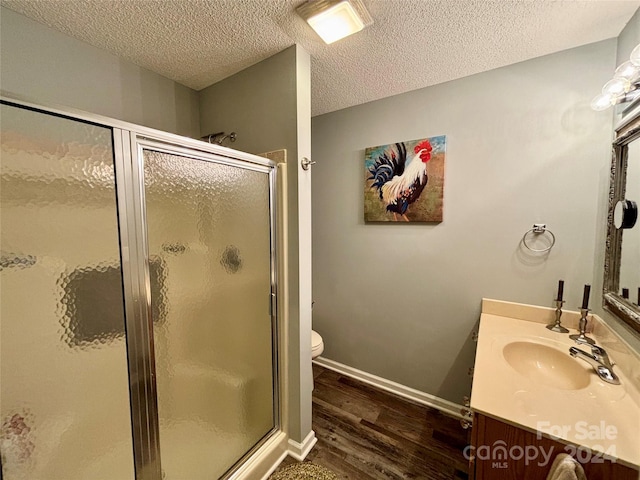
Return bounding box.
[128,135,281,479]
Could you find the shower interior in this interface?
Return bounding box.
[0,100,280,480]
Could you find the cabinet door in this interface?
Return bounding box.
[472,414,638,480]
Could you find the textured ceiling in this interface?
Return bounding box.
[2,0,639,116]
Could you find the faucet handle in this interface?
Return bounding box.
[591,344,615,367]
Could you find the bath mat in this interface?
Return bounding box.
[269,462,338,480]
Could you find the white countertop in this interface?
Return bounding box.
[471,299,640,470]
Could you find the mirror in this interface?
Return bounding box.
[603,104,640,332]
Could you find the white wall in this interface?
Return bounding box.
[294,45,313,447]
[311,40,617,404]
[0,7,200,138]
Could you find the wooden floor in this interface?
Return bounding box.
[277,364,470,479]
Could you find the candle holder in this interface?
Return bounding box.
[546,299,569,333]
[569,308,596,345]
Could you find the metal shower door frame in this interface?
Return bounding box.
[1,92,281,480]
[113,129,163,480]
[121,132,281,480]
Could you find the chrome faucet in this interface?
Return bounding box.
[569,344,620,385]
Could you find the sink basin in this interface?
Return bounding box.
[503,341,591,390]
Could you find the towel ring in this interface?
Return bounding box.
[522,224,556,253]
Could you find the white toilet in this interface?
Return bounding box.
[311,330,324,359]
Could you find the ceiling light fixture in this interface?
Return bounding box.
[296,0,373,44]
[591,42,640,111]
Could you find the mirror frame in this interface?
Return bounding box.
[603,104,640,333]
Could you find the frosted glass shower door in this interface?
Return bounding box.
[141,147,276,479]
[0,103,135,479]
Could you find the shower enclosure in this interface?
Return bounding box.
[0,99,280,480]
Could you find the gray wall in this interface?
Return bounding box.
[615,8,640,68]
[311,40,617,404]
[592,9,640,352]
[0,7,200,138]
[199,47,298,158]
[199,45,313,444]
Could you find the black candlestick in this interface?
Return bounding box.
[557,280,564,301]
[581,284,591,310]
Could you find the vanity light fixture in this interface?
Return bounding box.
[296,0,373,44]
[591,43,640,111]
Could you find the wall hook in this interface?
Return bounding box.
[301,157,316,171]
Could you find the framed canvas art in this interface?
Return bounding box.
[364,135,446,222]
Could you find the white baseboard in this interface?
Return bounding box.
[287,430,318,461]
[257,449,289,480]
[313,357,464,420]
[230,431,288,480]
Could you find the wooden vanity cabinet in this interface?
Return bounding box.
[468,412,638,480]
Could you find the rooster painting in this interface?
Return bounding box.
[365,136,446,222]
